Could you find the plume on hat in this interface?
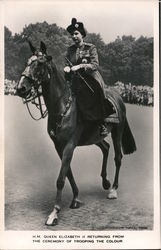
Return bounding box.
[66,18,86,37]
[71,18,77,25]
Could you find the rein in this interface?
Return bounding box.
[54,88,73,131]
[23,87,48,121]
[22,77,72,127]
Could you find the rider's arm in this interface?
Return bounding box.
[79,45,99,72]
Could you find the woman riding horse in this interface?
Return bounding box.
[64,18,119,136]
[17,38,136,226]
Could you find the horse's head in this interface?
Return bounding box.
[17,41,52,98]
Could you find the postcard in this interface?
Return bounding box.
[0,0,160,249]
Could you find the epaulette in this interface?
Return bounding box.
[84,42,94,47]
[68,43,95,50]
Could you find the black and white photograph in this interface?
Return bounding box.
[0,0,160,249]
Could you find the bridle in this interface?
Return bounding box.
[19,54,73,128]
[20,55,48,121]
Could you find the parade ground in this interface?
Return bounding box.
[5,96,153,231]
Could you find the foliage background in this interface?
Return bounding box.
[5,22,153,86]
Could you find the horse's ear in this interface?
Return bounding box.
[40,41,47,54]
[28,41,36,54]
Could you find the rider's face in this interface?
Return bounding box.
[72,30,83,45]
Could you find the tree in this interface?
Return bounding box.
[131,36,153,86]
[4,23,153,86]
[103,36,135,84]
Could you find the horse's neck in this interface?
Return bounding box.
[42,63,70,117]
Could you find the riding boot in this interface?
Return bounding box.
[99,112,119,136]
[99,122,109,136]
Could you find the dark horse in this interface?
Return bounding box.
[17,41,136,226]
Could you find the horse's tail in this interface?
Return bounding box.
[122,118,137,155]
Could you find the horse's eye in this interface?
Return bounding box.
[38,57,45,64]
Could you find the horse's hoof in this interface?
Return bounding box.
[107,188,117,199]
[45,217,58,226]
[102,179,111,190]
[70,199,82,209]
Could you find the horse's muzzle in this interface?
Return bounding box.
[17,77,31,98]
[16,86,26,97]
[17,86,32,98]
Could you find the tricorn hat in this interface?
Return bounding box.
[66,18,86,37]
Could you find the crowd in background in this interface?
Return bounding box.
[4,79,153,107]
[4,79,17,95]
[114,81,153,106]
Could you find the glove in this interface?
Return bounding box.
[71,65,81,72]
[64,66,71,73]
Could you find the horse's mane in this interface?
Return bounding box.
[50,60,66,85]
[48,60,72,101]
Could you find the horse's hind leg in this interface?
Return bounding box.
[107,125,123,199]
[96,140,111,190]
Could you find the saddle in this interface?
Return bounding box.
[104,87,123,124]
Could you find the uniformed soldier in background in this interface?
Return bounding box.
[64,18,117,135]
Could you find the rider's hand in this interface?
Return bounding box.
[64,66,71,73]
[71,65,81,72]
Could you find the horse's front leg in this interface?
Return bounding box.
[67,167,82,209]
[55,144,81,209]
[45,141,75,226]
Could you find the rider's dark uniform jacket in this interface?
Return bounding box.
[65,42,110,121]
[66,42,106,93]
